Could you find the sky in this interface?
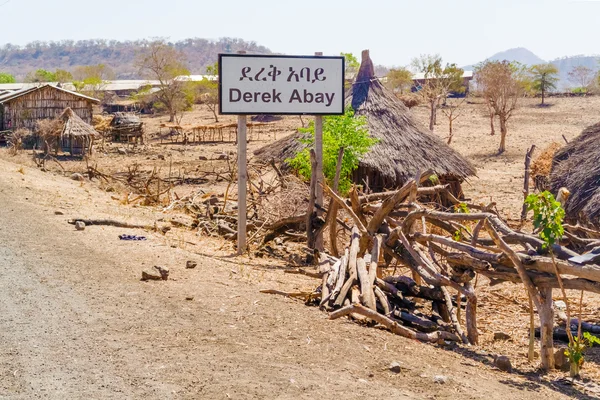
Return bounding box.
[0,0,598,67]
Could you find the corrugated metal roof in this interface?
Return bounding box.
[411,71,474,81]
[0,84,100,104]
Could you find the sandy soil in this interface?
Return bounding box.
[1,96,600,399]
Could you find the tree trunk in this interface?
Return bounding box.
[539,287,555,371]
[429,100,436,131]
[541,85,545,105]
[489,112,495,136]
[498,117,508,154]
[465,282,479,345]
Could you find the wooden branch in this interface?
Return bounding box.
[330,250,349,301]
[327,147,344,257]
[484,219,542,309]
[356,257,376,310]
[366,179,414,235]
[374,286,391,315]
[333,227,360,307]
[68,218,157,230]
[323,185,368,234]
[520,145,535,221]
[393,310,439,333]
[349,186,368,228]
[329,303,461,343]
[441,286,469,344]
[306,150,318,252]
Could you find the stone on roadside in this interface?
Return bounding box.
[493,331,511,341]
[70,173,84,181]
[493,355,512,372]
[554,347,570,372]
[117,147,127,155]
[186,260,197,269]
[141,269,163,281]
[388,361,404,374]
[54,210,64,215]
[154,265,169,280]
[157,154,165,160]
[433,375,448,384]
[75,221,86,231]
[199,156,208,161]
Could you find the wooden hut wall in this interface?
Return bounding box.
[1,86,94,131]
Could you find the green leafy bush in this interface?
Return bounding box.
[524,191,564,248]
[287,107,377,194]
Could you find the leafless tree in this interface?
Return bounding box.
[475,61,527,153]
[136,40,191,122]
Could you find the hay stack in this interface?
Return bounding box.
[549,122,600,227]
[255,50,476,194]
[531,142,562,191]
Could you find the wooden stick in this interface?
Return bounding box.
[356,257,376,310]
[323,185,367,234]
[520,145,535,221]
[334,227,360,307]
[306,150,318,253]
[329,304,461,343]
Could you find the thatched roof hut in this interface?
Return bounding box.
[255,50,476,194]
[58,107,99,155]
[110,112,144,143]
[549,122,600,227]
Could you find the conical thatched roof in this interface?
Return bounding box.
[58,107,99,137]
[550,122,600,227]
[255,50,476,191]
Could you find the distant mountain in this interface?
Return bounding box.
[0,38,272,81]
[462,47,546,70]
[463,47,599,90]
[550,55,600,90]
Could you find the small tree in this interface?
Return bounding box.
[385,67,413,94]
[0,72,15,83]
[199,62,219,122]
[411,54,464,131]
[475,60,527,153]
[440,96,467,144]
[72,64,115,102]
[136,40,191,122]
[530,64,559,105]
[288,107,377,194]
[341,52,359,79]
[25,69,56,83]
[568,65,594,91]
[54,69,73,84]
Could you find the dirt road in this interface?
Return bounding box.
[0,157,578,399]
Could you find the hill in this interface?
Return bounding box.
[550,55,600,90]
[0,38,272,81]
[463,47,599,90]
[462,47,546,70]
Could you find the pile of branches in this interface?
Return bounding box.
[265,173,600,369]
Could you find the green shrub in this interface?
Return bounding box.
[287,107,377,194]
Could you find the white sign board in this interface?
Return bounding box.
[219,54,345,115]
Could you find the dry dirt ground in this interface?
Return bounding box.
[1,96,599,399]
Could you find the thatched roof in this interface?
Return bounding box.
[110,112,142,129]
[550,122,600,227]
[58,108,99,138]
[255,50,476,190]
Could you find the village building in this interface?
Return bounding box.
[0,84,99,132]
